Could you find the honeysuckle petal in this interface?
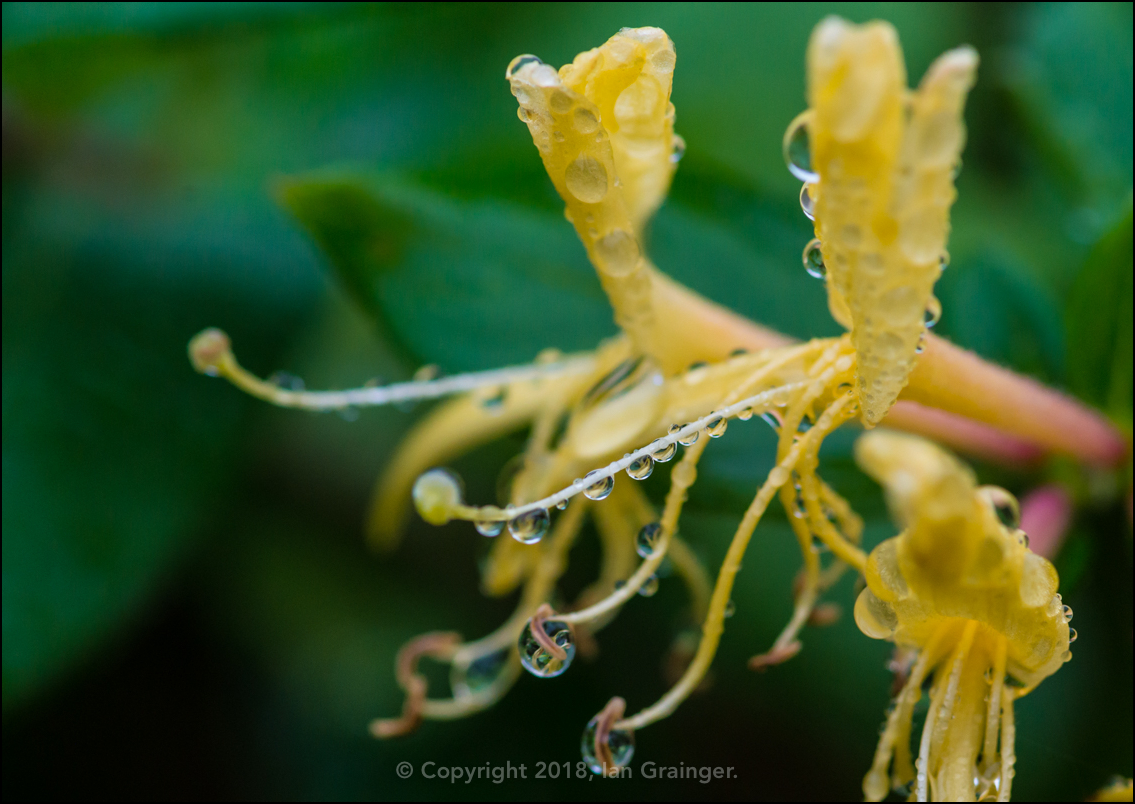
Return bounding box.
[807,18,977,424]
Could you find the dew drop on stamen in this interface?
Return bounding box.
[482,387,508,412]
[939,251,951,271]
[269,371,305,391]
[1068,628,1078,644]
[581,717,635,775]
[724,599,736,618]
[518,617,575,678]
[706,416,728,438]
[650,437,678,463]
[639,574,660,597]
[475,520,505,537]
[508,508,550,544]
[1063,604,1073,622]
[800,183,817,220]
[737,407,754,421]
[556,499,568,510]
[915,333,926,354]
[636,522,661,558]
[583,471,615,500]
[573,107,600,134]
[676,425,700,446]
[626,455,654,480]
[803,238,826,279]
[783,110,818,183]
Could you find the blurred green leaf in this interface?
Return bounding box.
[1066,205,1133,421]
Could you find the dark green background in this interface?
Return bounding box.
[3,3,1131,800]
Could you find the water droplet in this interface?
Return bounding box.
[481,387,507,412]
[594,229,640,277]
[626,455,654,480]
[939,251,950,271]
[1062,604,1073,622]
[1062,649,1072,662]
[475,520,505,538]
[837,382,854,395]
[639,574,660,597]
[1068,628,1078,644]
[650,437,677,463]
[924,297,942,328]
[687,361,709,372]
[783,110,818,183]
[761,411,783,432]
[706,416,728,438]
[792,494,807,518]
[582,356,645,406]
[737,407,754,421]
[519,617,575,678]
[797,415,814,434]
[573,107,599,134]
[550,90,574,114]
[614,580,627,591]
[670,134,686,164]
[453,648,509,699]
[269,371,305,391]
[508,508,550,544]
[556,499,568,510]
[413,364,440,382]
[800,183,817,220]
[724,599,736,618]
[581,716,635,775]
[915,333,926,354]
[337,406,359,422]
[636,522,661,558]
[1016,530,1030,548]
[565,157,609,204]
[583,471,614,501]
[675,425,699,446]
[978,486,1020,529]
[802,238,826,279]
[730,348,749,358]
[507,54,544,77]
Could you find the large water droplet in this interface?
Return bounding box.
[978,486,1020,529]
[924,297,942,328]
[706,416,728,438]
[650,437,677,463]
[507,54,544,78]
[581,716,635,775]
[636,522,661,558]
[519,617,576,678]
[639,574,660,597]
[550,90,574,114]
[574,107,599,134]
[594,229,640,277]
[783,111,819,183]
[674,424,699,446]
[1062,604,1073,622]
[626,455,654,480]
[583,471,615,500]
[803,238,826,279]
[670,134,686,164]
[1068,628,1078,644]
[508,508,550,544]
[453,648,509,699]
[737,407,754,421]
[565,157,609,204]
[800,183,817,220]
[475,520,505,537]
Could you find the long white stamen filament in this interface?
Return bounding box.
[451,381,811,523]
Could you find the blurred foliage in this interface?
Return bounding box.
[2,3,1131,801]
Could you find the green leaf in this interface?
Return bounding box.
[1066,205,1134,420]
[1,186,318,708]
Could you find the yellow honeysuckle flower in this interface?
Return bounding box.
[854,430,1072,802]
[186,18,1126,794]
